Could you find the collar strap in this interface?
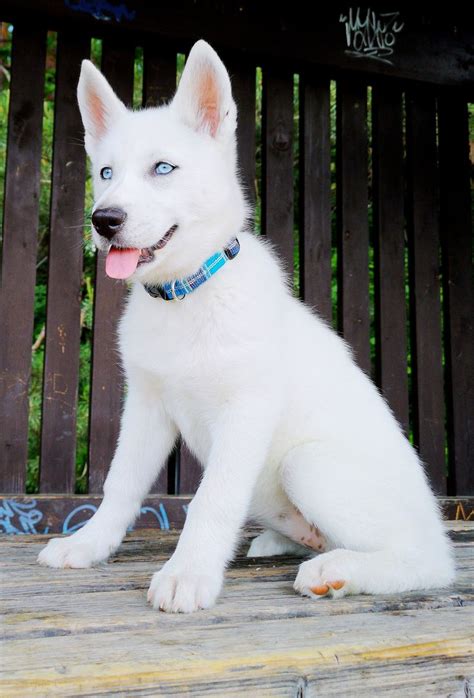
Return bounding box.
[143,237,240,301]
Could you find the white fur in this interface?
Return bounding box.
[38,40,455,612]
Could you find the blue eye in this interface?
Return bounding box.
[100,166,113,180]
[154,161,175,175]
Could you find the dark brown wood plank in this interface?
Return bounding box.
[261,67,294,274]
[39,33,90,493]
[2,2,473,89]
[0,26,46,493]
[438,96,473,495]
[299,73,331,323]
[227,59,256,206]
[142,47,177,494]
[0,495,471,535]
[406,91,446,494]
[142,46,176,107]
[336,78,370,374]
[88,41,135,493]
[372,85,409,434]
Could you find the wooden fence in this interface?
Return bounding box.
[0,2,472,533]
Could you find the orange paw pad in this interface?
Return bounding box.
[328,580,345,591]
[310,584,330,595]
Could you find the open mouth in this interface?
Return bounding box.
[137,225,178,265]
[105,225,178,280]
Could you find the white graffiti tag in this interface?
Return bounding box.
[340,8,404,65]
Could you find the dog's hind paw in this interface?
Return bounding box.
[294,549,359,600]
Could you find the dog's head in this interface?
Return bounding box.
[78,40,248,283]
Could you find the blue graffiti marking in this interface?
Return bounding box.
[129,503,170,531]
[0,499,49,535]
[64,0,136,23]
[62,504,98,534]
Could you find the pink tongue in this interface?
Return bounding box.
[105,248,141,279]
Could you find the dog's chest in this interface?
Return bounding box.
[120,290,246,399]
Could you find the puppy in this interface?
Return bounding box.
[38,40,454,612]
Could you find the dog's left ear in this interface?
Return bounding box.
[171,40,236,142]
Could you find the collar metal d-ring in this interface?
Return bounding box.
[170,279,186,300]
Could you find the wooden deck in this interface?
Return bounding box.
[1,522,473,696]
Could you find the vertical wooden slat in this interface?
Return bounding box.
[143,47,176,107]
[88,41,135,493]
[39,33,89,493]
[372,85,409,434]
[228,59,256,206]
[438,96,473,495]
[142,46,177,494]
[406,91,446,493]
[262,67,294,273]
[336,78,370,375]
[299,74,331,323]
[0,26,46,492]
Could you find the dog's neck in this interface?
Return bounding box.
[142,237,241,301]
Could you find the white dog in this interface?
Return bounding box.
[38,40,454,612]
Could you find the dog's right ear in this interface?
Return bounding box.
[77,60,126,155]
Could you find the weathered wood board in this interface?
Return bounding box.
[1,522,473,696]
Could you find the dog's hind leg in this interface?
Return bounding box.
[247,529,309,558]
[38,377,178,569]
[280,442,455,599]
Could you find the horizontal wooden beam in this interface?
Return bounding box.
[0,495,472,535]
[0,2,472,89]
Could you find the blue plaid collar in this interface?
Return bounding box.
[143,237,240,301]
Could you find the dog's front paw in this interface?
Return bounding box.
[37,532,116,569]
[147,560,223,613]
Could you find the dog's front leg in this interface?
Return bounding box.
[38,378,177,569]
[147,398,272,613]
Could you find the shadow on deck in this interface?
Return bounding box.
[1,522,473,696]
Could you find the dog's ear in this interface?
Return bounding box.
[77,60,126,154]
[171,40,236,141]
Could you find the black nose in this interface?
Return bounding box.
[91,207,127,240]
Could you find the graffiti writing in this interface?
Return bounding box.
[340,8,404,65]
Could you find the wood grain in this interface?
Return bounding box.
[299,73,332,323]
[262,67,294,275]
[39,33,90,493]
[0,522,473,696]
[2,2,473,88]
[372,85,409,434]
[406,91,446,493]
[0,26,46,492]
[336,78,370,375]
